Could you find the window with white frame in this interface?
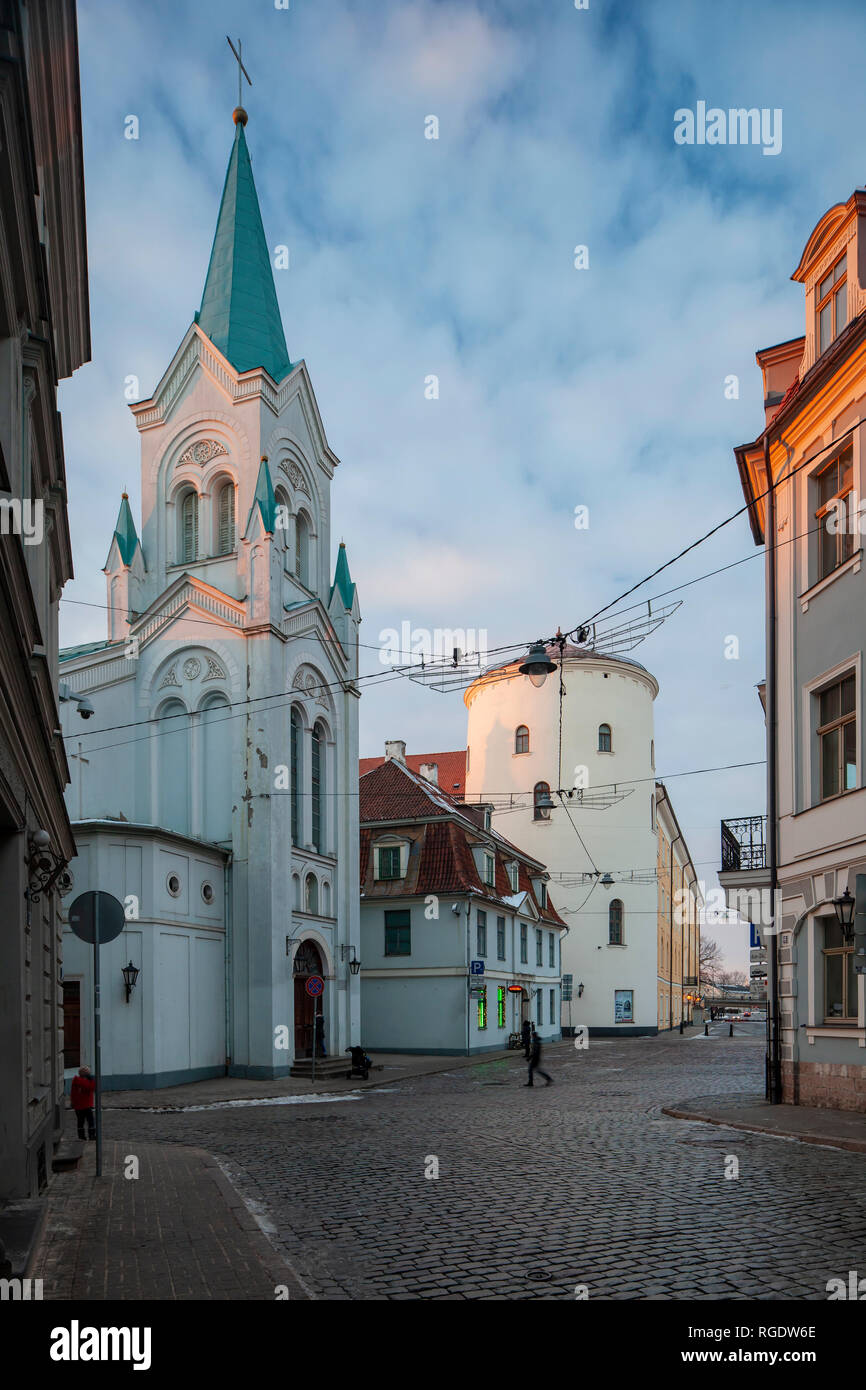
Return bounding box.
[816,672,856,801]
[817,253,847,355]
[496,916,506,960]
[483,852,495,887]
[814,446,855,582]
[375,843,404,880]
[476,910,487,958]
[821,915,858,1022]
[508,861,519,893]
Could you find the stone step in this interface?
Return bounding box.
[52,1140,86,1173]
[289,1057,351,1078]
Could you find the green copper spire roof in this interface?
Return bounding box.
[330,542,356,610]
[105,493,140,569]
[247,456,277,533]
[197,119,292,383]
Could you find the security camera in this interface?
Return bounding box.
[451,903,461,915]
[77,697,95,719]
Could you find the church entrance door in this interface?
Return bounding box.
[293,940,324,1058]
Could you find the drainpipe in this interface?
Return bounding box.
[765,432,782,1103]
[223,850,233,1067]
[465,898,472,1057]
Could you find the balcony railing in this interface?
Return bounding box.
[720,815,767,873]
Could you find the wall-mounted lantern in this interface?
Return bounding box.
[121,961,140,1002]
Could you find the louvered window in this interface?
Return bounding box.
[290,706,302,844]
[181,492,198,563]
[311,722,323,853]
[217,483,235,555]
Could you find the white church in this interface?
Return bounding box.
[59,106,361,1088]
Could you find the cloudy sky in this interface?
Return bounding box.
[59,0,866,969]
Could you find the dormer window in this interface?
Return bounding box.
[483,853,496,887]
[539,881,548,909]
[376,845,402,880]
[508,861,519,893]
[483,807,491,831]
[817,253,847,354]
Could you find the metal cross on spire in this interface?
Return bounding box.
[226,36,252,110]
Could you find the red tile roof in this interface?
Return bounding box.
[359,749,466,797]
[359,758,565,926]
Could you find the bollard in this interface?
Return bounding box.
[704,1022,709,1036]
[729,1022,734,1038]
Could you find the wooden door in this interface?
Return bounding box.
[293,941,323,1058]
[62,981,81,1067]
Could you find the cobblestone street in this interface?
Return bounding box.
[84,1026,866,1301]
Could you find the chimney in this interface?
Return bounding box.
[384,739,406,764]
[419,762,439,785]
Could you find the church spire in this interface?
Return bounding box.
[197,113,292,384]
[104,492,141,569]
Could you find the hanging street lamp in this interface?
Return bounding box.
[519,640,557,689]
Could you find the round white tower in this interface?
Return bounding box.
[464,643,660,1034]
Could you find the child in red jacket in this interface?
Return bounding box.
[70,1066,96,1140]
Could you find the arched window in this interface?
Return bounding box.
[651,738,655,769]
[201,692,231,841]
[305,873,318,915]
[515,725,529,754]
[217,481,235,555]
[290,707,303,845]
[295,512,310,588]
[274,488,291,563]
[292,873,301,910]
[180,490,198,563]
[157,699,189,835]
[311,721,325,854]
[609,899,624,945]
[598,723,612,752]
[533,781,551,821]
[323,881,331,917]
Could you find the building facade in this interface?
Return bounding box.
[731,187,866,1109]
[359,743,564,1054]
[0,0,89,1205]
[655,785,703,1030]
[59,108,361,1088]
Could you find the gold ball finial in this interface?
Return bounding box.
[232,106,248,126]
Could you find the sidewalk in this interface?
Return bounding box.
[34,1139,311,1300]
[663,1092,866,1154]
[102,1048,515,1108]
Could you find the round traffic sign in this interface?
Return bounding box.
[68,891,126,945]
[305,974,324,997]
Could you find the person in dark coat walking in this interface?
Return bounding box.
[521,1017,532,1059]
[70,1066,96,1139]
[525,1026,552,1086]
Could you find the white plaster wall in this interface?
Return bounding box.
[465,656,659,1030]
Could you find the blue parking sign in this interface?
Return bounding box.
[470,960,485,975]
